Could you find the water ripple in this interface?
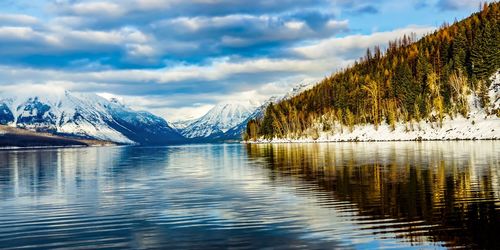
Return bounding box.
[0,142,498,249]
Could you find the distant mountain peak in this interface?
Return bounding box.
[178,101,255,139]
[0,89,183,145]
[175,81,316,141]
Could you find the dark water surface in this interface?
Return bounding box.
[0,142,498,249]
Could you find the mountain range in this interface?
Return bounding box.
[0,90,184,145]
[172,80,315,142]
[173,102,256,141]
[0,80,314,145]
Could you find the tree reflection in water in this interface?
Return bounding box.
[247,141,499,249]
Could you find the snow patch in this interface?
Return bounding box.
[251,72,500,143]
[0,90,180,144]
[180,102,257,138]
[178,80,318,139]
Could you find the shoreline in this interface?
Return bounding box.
[244,137,499,144]
[0,143,119,151]
[245,114,499,144]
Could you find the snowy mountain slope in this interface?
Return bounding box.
[223,101,271,140]
[222,81,317,140]
[0,90,184,145]
[180,102,256,139]
[171,118,197,130]
[175,80,316,141]
[282,81,316,100]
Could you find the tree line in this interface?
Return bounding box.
[245,2,499,141]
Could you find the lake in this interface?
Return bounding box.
[0,142,498,249]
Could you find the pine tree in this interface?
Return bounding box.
[260,103,276,139]
[393,64,419,117]
[247,2,500,139]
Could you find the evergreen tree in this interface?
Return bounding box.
[245,2,500,140]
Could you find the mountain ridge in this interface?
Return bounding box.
[178,102,256,140]
[0,79,316,146]
[0,90,184,145]
[173,80,316,141]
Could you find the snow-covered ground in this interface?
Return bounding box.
[250,72,500,143]
[255,115,498,143]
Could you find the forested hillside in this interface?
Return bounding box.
[245,2,500,141]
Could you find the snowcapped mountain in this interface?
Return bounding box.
[0,80,316,145]
[0,90,184,145]
[282,81,316,100]
[179,102,256,139]
[224,81,317,139]
[175,80,316,141]
[171,118,197,130]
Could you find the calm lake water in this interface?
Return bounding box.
[0,142,498,249]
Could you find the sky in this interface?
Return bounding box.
[0,0,493,121]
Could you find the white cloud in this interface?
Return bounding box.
[325,20,349,30]
[70,1,126,17]
[0,82,73,101]
[135,0,176,10]
[0,56,334,85]
[154,14,348,48]
[61,27,149,46]
[93,92,215,120]
[50,16,87,28]
[0,56,337,120]
[159,75,323,120]
[0,14,38,25]
[104,77,320,121]
[285,21,307,30]
[126,44,156,57]
[0,23,153,58]
[154,105,214,121]
[293,25,436,59]
[0,26,36,40]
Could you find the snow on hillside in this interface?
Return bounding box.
[251,72,500,143]
[171,118,197,130]
[229,80,317,131]
[0,90,181,144]
[282,80,316,100]
[0,90,132,143]
[489,72,500,111]
[180,102,256,138]
[175,80,316,140]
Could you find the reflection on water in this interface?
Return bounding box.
[0,142,498,249]
[247,142,500,249]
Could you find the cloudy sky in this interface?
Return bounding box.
[0,0,492,121]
